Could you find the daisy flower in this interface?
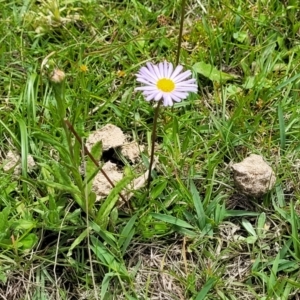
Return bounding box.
[135,61,197,106]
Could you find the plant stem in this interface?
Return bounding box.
[175,0,186,65]
[147,0,186,193]
[52,80,74,159]
[64,119,128,203]
[147,101,161,192]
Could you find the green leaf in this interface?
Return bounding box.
[88,191,97,211]
[275,71,300,91]
[90,236,129,278]
[90,222,118,249]
[37,180,81,195]
[0,207,10,240]
[224,210,259,218]
[275,259,299,272]
[150,181,167,200]
[0,119,20,147]
[0,206,10,234]
[96,174,134,229]
[17,117,28,177]
[214,203,226,224]
[190,180,206,230]
[233,31,248,43]
[48,194,59,224]
[290,202,300,258]
[268,252,280,294]
[195,277,217,300]
[67,228,90,257]
[118,214,138,255]
[257,213,266,238]
[242,219,257,237]
[193,62,238,83]
[86,141,103,193]
[243,76,255,89]
[17,117,29,197]
[20,233,38,250]
[110,207,118,229]
[275,184,286,207]
[245,236,258,244]
[174,227,198,238]
[278,102,286,149]
[101,272,115,299]
[150,213,195,229]
[32,131,70,162]
[0,239,13,248]
[11,220,36,230]
[0,267,7,283]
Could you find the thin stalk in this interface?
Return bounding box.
[147,101,162,192]
[52,80,74,159]
[175,0,186,65]
[147,0,186,193]
[64,119,127,203]
[82,146,99,300]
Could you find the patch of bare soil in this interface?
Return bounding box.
[2,150,36,175]
[120,222,278,300]
[84,123,150,203]
[124,241,189,300]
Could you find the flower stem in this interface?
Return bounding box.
[64,119,128,204]
[175,0,186,66]
[147,101,162,193]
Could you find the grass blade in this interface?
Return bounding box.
[190,180,206,229]
[195,277,217,300]
[290,201,300,258]
[151,213,195,229]
[278,102,285,149]
[96,174,134,228]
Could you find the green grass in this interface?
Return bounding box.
[1,0,300,299]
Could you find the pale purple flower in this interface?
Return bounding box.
[135,61,197,106]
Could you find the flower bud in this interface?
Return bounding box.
[50,68,65,83]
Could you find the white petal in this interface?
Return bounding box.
[139,67,158,82]
[176,78,197,85]
[163,61,168,77]
[135,86,157,91]
[145,92,158,101]
[159,62,165,77]
[170,93,182,102]
[175,86,198,92]
[175,87,198,92]
[172,70,192,82]
[172,91,188,99]
[170,65,183,80]
[162,94,173,106]
[154,91,163,101]
[137,76,157,85]
[153,64,162,79]
[146,63,159,79]
[136,77,155,85]
[166,62,174,78]
[175,84,198,89]
[175,83,197,88]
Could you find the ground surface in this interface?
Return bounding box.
[1,0,300,299]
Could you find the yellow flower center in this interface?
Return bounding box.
[156,78,175,92]
[79,64,88,73]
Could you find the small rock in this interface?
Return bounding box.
[92,161,123,201]
[3,150,36,175]
[120,142,144,163]
[3,151,20,173]
[86,124,126,151]
[231,154,276,197]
